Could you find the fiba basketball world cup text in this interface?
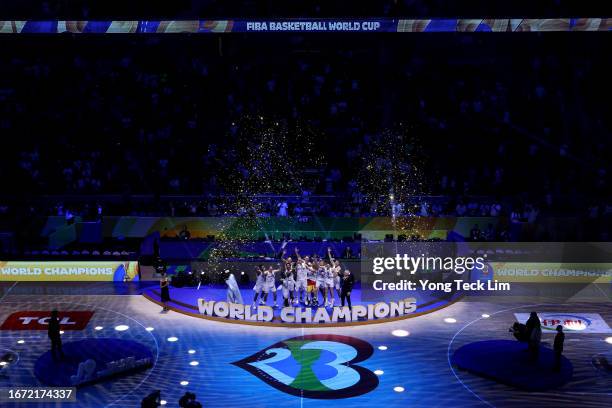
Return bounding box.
[246,21,382,32]
[197,298,417,323]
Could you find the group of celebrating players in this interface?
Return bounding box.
[252,247,354,309]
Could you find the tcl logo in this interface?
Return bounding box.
[0,311,94,330]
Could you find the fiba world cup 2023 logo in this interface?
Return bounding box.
[233,334,379,399]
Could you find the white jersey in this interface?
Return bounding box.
[316,267,327,282]
[265,270,276,286]
[296,264,308,282]
[333,267,341,289]
[281,270,295,293]
[253,271,265,292]
[320,266,334,288]
[282,270,295,284]
[306,266,317,282]
[256,272,265,286]
[263,269,278,293]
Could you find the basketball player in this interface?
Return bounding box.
[316,260,328,306]
[328,248,342,306]
[294,248,308,304]
[333,261,342,304]
[280,262,296,307]
[263,265,280,307]
[252,265,265,308]
[305,260,319,306]
[280,250,296,306]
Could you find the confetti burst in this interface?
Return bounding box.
[217,115,326,198]
[205,115,327,267]
[357,125,428,221]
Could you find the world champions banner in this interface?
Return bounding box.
[0,261,139,281]
[0,19,610,34]
[197,298,417,324]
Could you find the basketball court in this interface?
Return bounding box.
[0,280,610,407]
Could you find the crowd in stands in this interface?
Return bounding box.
[3,195,610,221]
[0,33,609,233]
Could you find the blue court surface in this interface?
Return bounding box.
[451,340,573,390]
[0,282,610,407]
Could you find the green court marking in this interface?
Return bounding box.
[285,340,331,392]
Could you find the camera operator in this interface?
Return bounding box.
[141,390,161,408]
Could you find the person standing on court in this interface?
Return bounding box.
[48,310,64,360]
[553,325,565,371]
[340,269,354,310]
[526,311,541,361]
[160,273,170,312]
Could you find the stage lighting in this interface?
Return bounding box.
[145,327,154,331]
[189,361,199,366]
[391,330,409,337]
[605,337,612,344]
[114,325,129,331]
[167,336,178,342]
[180,381,189,386]
[374,370,384,375]
[481,314,490,318]
[378,345,388,350]
[188,349,196,354]
[394,386,405,392]
[17,340,25,344]
[94,326,103,330]
[444,318,457,323]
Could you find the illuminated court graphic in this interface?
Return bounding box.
[0,282,610,407]
[232,334,379,399]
